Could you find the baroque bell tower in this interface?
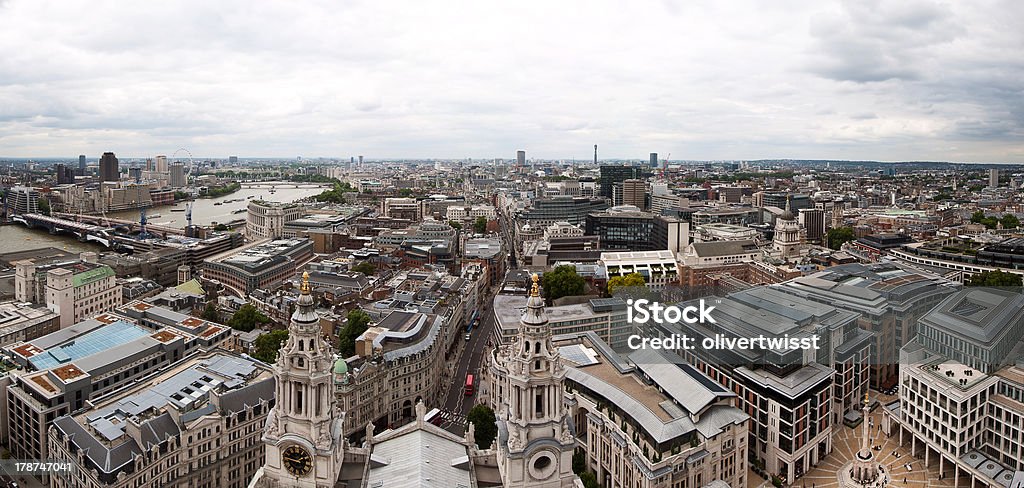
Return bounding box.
[774,198,801,259]
[257,272,345,488]
[492,274,578,487]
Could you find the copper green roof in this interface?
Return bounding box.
[174,279,205,296]
[72,266,115,287]
[333,358,348,374]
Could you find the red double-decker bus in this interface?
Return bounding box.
[464,374,474,396]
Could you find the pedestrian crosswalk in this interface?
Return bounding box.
[428,407,468,425]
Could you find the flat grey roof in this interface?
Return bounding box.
[921,288,1024,344]
[734,362,833,399]
[629,348,734,415]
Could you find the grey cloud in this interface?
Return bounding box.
[806,0,962,83]
[0,0,1020,162]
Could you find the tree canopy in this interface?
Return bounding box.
[252,329,289,364]
[542,265,586,305]
[227,303,271,332]
[971,210,1020,229]
[37,197,51,216]
[607,273,646,296]
[313,181,355,203]
[351,261,376,276]
[826,226,856,250]
[448,220,462,230]
[473,216,488,234]
[201,302,220,323]
[338,309,372,357]
[966,270,1023,287]
[466,404,498,450]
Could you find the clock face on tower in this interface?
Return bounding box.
[282,445,313,477]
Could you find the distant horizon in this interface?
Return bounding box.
[2,155,1023,166]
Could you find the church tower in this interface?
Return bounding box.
[492,274,578,487]
[257,272,345,488]
[774,198,801,259]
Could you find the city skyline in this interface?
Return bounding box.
[0,1,1022,162]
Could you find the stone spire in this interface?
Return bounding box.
[290,271,319,328]
[521,273,548,328]
[780,197,795,221]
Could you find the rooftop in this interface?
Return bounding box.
[464,238,503,259]
[919,359,988,390]
[600,249,677,264]
[52,352,273,476]
[493,294,621,333]
[20,318,151,370]
[556,333,747,443]
[364,428,472,487]
[214,238,309,272]
[921,288,1024,344]
[0,301,58,338]
[689,239,759,258]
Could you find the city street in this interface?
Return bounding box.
[437,286,499,435]
[436,213,513,435]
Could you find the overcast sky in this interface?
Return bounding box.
[0,0,1021,162]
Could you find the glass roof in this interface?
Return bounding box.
[29,321,152,370]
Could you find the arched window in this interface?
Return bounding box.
[535,342,541,354]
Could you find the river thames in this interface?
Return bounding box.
[3,183,327,254]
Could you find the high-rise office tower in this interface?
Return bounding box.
[155,155,168,173]
[799,208,826,245]
[170,162,186,188]
[229,155,238,164]
[650,152,658,168]
[594,144,598,165]
[516,150,526,168]
[990,169,999,189]
[55,164,75,185]
[78,154,86,175]
[145,158,154,171]
[99,152,119,182]
[598,165,642,198]
[622,179,646,209]
[358,155,363,167]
